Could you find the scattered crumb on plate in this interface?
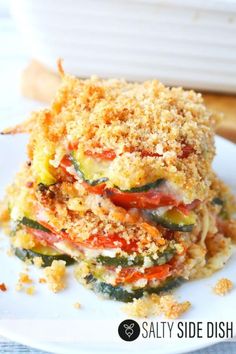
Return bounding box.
[213,278,233,296]
[74,302,81,309]
[18,272,33,284]
[122,293,191,319]
[44,260,66,293]
[39,277,46,283]
[26,286,36,295]
[15,272,34,293]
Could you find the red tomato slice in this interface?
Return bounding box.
[60,155,77,179]
[27,227,61,246]
[78,234,138,252]
[36,216,138,253]
[116,264,171,284]
[179,144,195,158]
[82,182,106,195]
[85,149,116,161]
[68,141,79,151]
[177,199,200,215]
[104,189,178,209]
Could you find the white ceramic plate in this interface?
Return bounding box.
[0,134,235,354]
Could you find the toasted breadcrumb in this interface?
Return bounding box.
[213,278,233,296]
[26,286,35,295]
[44,260,66,292]
[159,295,191,319]
[16,272,33,293]
[0,200,10,223]
[74,302,81,309]
[33,256,44,268]
[0,283,7,291]
[39,277,46,283]
[122,294,161,317]
[122,294,191,319]
[12,230,35,249]
[19,273,33,284]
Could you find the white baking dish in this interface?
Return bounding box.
[10,0,236,93]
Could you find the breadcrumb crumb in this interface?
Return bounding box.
[39,277,46,283]
[74,302,81,309]
[33,256,44,268]
[16,272,33,293]
[26,286,35,295]
[159,295,191,319]
[19,273,33,284]
[44,260,66,292]
[12,230,35,249]
[213,278,233,296]
[122,294,191,319]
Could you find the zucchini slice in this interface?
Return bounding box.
[14,246,75,267]
[84,274,184,302]
[71,150,165,192]
[19,217,51,233]
[71,151,109,186]
[118,178,165,193]
[212,197,224,206]
[96,248,174,267]
[143,208,196,232]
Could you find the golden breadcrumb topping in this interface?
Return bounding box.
[15,74,218,201]
[213,278,233,296]
[12,230,36,249]
[122,293,191,318]
[44,260,66,292]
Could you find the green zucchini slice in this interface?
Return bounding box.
[118,178,165,193]
[71,150,165,191]
[84,274,184,302]
[14,246,75,267]
[212,197,224,206]
[96,248,174,267]
[70,151,109,186]
[143,208,196,232]
[19,217,51,233]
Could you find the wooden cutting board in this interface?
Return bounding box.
[21,60,236,143]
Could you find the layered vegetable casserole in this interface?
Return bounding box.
[0,68,235,302]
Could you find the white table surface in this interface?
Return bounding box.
[0,5,235,354]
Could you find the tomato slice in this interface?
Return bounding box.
[116,264,171,284]
[84,149,116,161]
[179,144,195,158]
[27,227,61,246]
[105,189,177,209]
[82,182,106,195]
[78,234,138,252]
[36,216,138,253]
[177,199,200,215]
[60,155,77,179]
